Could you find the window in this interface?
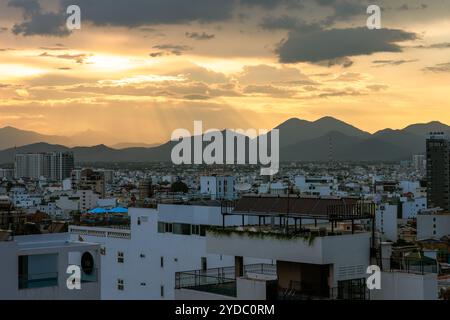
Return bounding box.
[165,223,173,233]
[137,217,141,225]
[160,256,164,268]
[117,279,124,291]
[160,285,164,298]
[200,225,207,237]
[117,251,124,263]
[173,223,191,235]
[157,221,165,233]
[192,225,200,235]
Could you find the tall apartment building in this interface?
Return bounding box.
[76,169,106,198]
[426,132,450,210]
[412,154,426,173]
[14,152,74,181]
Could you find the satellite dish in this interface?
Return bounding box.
[234,183,251,192]
[81,252,94,275]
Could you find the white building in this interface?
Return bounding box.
[69,203,266,299]
[412,154,426,173]
[200,176,235,200]
[0,233,101,300]
[75,189,100,211]
[417,210,450,240]
[401,196,427,219]
[376,203,398,242]
[295,175,337,196]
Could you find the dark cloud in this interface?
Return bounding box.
[276,27,417,64]
[414,42,450,49]
[60,0,234,27]
[332,72,366,82]
[260,16,322,33]
[185,32,215,40]
[183,94,211,100]
[39,52,91,63]
[396,3,428,10]
[9,0,70,36]
[243,84,295,97]
[9,0,311,37]
[39,44,67,50]
[150,44,192,57]
[423,62,450,73]
[367,84,388,92]
[372,59,418,67]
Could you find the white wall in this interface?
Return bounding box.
[371,272,438,300]
[376,204,398,241]
[417,214,450,239]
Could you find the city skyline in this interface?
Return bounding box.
[0,0,450,145]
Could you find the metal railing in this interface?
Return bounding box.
[280,280,370,300]
[175,263,276,297]
[379,257,438,274]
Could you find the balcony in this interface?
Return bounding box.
[206,226,371,265]
[175,264,276,298]
[18,272,58,289]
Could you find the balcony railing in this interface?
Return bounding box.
[18,272,58,289]
[280,279,370,300]
[379,257,438,274]
[175,263,276,298]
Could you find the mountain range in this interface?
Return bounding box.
[0,126,158,150]
[0,117,448,164]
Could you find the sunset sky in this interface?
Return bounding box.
[0,0,449,145]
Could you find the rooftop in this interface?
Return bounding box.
[223,195,375,220]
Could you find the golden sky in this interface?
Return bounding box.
[0,0,450,145]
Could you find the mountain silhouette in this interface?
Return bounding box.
[1,117,449,164]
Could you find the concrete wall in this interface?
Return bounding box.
[371,271,438,300]
[417,214,450,239]
[0,241,19,299]
[236,277,268,300]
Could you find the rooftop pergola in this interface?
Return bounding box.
[220,195,376,236]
